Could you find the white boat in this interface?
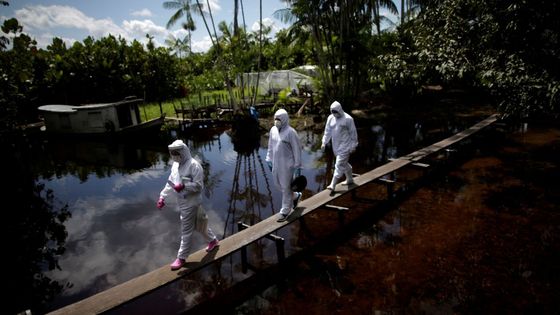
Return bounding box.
[38,97,164,136]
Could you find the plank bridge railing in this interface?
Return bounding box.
[48,114,499,315]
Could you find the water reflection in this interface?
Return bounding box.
[237,119,560,315]
[37,137,179,312]
[7,136,72,315]
[223,120,275,233]
[12,104,498,313]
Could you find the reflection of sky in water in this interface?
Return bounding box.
[38,117,449,310]
[43,162,180,298]
[40,130,325,306]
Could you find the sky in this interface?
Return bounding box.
[1,0,292,52]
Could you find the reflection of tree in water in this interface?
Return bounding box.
[223,151,274,236]
[224,117,274,237]
[24,137,163,182]
[6,135,71,314]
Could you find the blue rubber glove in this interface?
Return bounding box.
[267,161,273,171]
[294,168,301,178]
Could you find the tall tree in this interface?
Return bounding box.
[275,0,380,105]
[165,33,189,58]
[369,0,398,35]
[163,0,197,54]
[233,0,239,36]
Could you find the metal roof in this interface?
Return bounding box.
[37,105,77,113]
[38,98,142,113]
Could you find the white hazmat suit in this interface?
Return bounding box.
[321,101,358,190]
[158,140,217,268]
[266,109,302,217]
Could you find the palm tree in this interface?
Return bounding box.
[275,0,394,104]
[164,34,189,58]
[401,0,426,25]
[199,0,219,45]
[233,0,239,36]
[163,0,197,54]
[232,0,248,37]
[274,1,339,101]
[192,0,239,110]
[369,0,398,35]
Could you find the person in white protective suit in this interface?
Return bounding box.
[266,109,303,222]
[321,101,358,194]
[156,140,219,270]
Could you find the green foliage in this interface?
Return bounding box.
[273,87,302,112]
[0,25,184,130]
[377,0,560,117]
[0,18,38,130]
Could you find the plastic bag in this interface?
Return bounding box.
[195,205,209,234]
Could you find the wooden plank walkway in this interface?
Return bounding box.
[48,114,498,315]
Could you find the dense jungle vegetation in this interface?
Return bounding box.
[1,1,559,313]
[1,0,559,134]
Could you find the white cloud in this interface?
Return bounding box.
[122,19,168,38]
[191,35,214,53]
[16,5,124,38]
[12,5,179,48]
[32,32,78,49]
[170,28,189,40]
[112,168,163,192]
[250,17,279,35]
[131,8,153,18]
[198,0,221,14]
[9,2,278,52]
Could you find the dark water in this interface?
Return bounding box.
[14,103,559,314]
[231,123,560,314]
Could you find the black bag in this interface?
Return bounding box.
[291,175,307,192]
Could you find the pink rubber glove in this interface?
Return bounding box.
[173,183,185,192]
[156,198,165,209]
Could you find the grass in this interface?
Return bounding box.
[138,88,277,121]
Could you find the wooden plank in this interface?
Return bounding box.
[324,204,350,211]
[377,177,396,184]
[48,114,498,315]
[399,114,498,162]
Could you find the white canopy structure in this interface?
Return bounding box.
[236,69,315,96]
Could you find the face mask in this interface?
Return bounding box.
[274,119,282,129]
[170,150,181,163]
[332,111,341,119]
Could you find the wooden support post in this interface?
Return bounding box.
[240,243,249,273]
[238,222,286,269]
[445,148,457,158]
[237,222,250,273]
[350,173,360,199]
[376,177,395,200]
[274,236,286,262]
[411,162,430,176]
[323,204,349,225]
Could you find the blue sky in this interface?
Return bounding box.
[1,0,291,52]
